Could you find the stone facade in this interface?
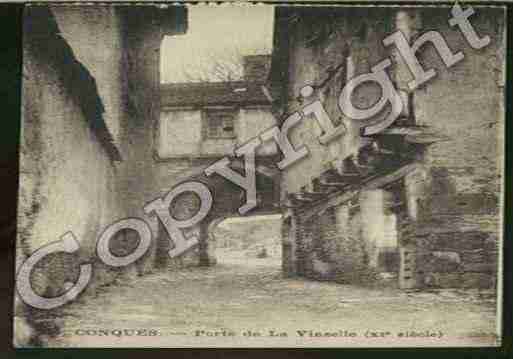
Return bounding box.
[18,6,281,326]
[15,5,506,346]
[17,5,187,345]
[270,6,505,289]
[408,8,504,288]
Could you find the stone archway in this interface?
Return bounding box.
[164,157,282,269]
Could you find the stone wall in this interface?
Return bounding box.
[276,6,505,289]
[283,186,402,286]
[158,106,277,158]
[16,5,188,345]
[402,7,504,289]
[19,6,130,303]
[51,6,125,147]
[278,8,392,196]
[17,7,132,346]
[275,7,406,285]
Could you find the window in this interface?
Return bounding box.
[204,109,236,139]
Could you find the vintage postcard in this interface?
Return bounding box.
[14,2,505,348]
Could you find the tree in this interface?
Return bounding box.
[180,47,245,82]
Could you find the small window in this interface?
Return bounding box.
[204,109,236,139]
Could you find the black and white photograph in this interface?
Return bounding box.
[14,2,506,348]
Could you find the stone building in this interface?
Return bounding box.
[15,5,506,345]
[156,55,281,265]
[268,6,505,288]
[159,56,276,159]
[17,7,280,342]
[17,4,188,345]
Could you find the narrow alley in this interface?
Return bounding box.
[16,4,505,349]
[44,255,498,348]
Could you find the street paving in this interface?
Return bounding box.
[46,254,499,347]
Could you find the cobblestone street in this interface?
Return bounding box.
[15,3,505,351]
[39,253,499,348]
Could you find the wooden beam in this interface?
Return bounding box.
[282,198,300,209]
[316,185,341,195]
[380,126,430,136]
[379,126,452,144]
[228,161,280,179]
[329,169,362,181]
[300,190,325,201]
[299,162,419,220]
[364,163,417,189]
[300,189,359,220]
[293,193,315,203]
[319,178,347,189]
[285,194,306,207]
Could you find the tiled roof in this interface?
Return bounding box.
[161,81,276,107]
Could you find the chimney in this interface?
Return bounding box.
[243,55,271,83]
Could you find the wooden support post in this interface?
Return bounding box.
[198,222,211,267]
[399,244,417,289]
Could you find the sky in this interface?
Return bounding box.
[160,4,274,83]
